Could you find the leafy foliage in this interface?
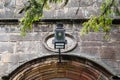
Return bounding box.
[81,0,120,39]
[19,0,68,36]
[19,0,120,37]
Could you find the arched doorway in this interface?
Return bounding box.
[2,54,114,80]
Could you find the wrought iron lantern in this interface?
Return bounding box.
[52,23,67,63]
[53,23,67,49]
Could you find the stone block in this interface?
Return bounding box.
[75,7,85,18]
[67,7,78,19]
[18,53,38,63]
[101,59,118,69]
[9,33,24,41]
[16,0,27,7]
[100,47,116,59]
[53,8,70,19]
[80,47,98,55]
[1,53,19,63]
[116,62,120,69]
[0,42,14,53]
[0,54,1,62]
[0,25,7,33]
[40,25,50,32]
[5,10,15,18]
[0,9,5,17]
[111,25,120,33]
[96,0,103,7]
[111,32,120,41]
[0,0,16,18]
[115,47,120,61]
[6,25,20,33]
[16,41,42,55]
[32,24,42,32]
[64,24,74,32]
[0,0,118,19]
[33,24,52,32]
[16,41,34,53]
[0,3,4,9]
[66,0,79,7]
[80,32,104,41]
[81,7,99,18]
[8,33,42,41]
[43,10,55,19]
[102,41,120,47]
[80,0,96,7]
[71,32,80,42]
[0,63,8,77]
[73,24,82,32]
[6,63,20,74]
[3,0,16,8]
[0,34,9,41]
[80,41,102,47]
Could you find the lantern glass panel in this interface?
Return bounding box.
[56,31,64,40]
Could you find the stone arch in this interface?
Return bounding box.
[2,54,114,80]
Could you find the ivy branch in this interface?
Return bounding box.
[81,0,120,39]
[19,0,68,36]
[19,0,120,37]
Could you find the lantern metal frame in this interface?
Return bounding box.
[52,23,67,63]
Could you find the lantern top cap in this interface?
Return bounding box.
[56,23,63,29]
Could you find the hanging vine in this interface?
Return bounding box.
[81,0,120,39]
[19,0,68,36]
[19,0,120,37]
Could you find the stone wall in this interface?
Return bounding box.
[0,22,119,79]
[0,0,120,79]
[0,0,120,19]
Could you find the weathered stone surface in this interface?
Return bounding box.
[55,9,66,18]
[80,47,99,55]
[6,63,20,74]
[115,47,120,61]
[0,23,119,78]
[0,0,16,18]
[100,47,116,59]
[0,0,119,19]
[18,53,38,63]
[101,59,118,69]
[80,32,104,41]
[102,41,120,47]
[8,33,42,41]
[80,41,102,47]
[0,42,14,53]
[111,32,120,41]
[65,7,78,19]
[64,24,75,32]
[0,54,1,61]
[0,25,20,33]
[80,0,97,7]
[43,10,55,19]
[0,0,119,77]
[1,53,19,63]
[15,41,43,55]
[0,25,7,33]
[0,34,9,41]
[0,9,119,80]
[0,62,8,76]
[33,24,54,32]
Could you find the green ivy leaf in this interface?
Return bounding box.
[19,0,68,36]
